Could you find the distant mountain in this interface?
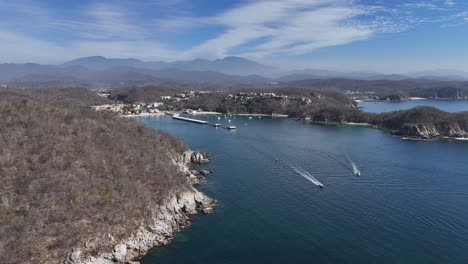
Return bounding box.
[365,74,411,81]
[0,63,59,80]
[209,56,275,75]
[276,71,465,82]
[277,69,383,81]
[408,69,468,81]
[2,57,467,86]
[64,56,143,70]
[281,78,430,92]
[63,56,275,76]
[1,64,270,87]
[150,68,269,83]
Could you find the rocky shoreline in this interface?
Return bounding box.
[66,151,217,264]
[395,123,468,139]
[301,116,468,141]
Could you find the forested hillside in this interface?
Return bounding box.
[0,91,190,263]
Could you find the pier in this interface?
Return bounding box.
[172,114,236,130]
[172,114,209,124]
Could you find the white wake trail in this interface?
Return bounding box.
[291,165,324,187]
[349,159,361,176]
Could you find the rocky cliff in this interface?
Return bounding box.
[398,122,468,139]
[66,151,216,264]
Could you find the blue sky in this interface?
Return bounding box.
[0,0,467,72]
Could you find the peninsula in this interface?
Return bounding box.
[0,90,216,264]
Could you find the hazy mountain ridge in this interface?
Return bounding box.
[63,56,275,76]
[1,56,468,86]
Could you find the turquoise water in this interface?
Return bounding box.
[137,114,468,264]
[360,100,468,113]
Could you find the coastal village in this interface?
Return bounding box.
[92,90,294,116]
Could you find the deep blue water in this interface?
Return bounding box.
[136,114,468,264]
[360,100,468,113]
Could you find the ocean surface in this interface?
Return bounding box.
[360,99,468,113]
[136,112,468,264]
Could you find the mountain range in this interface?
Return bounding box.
[1,56,468,86]
[63,56,275,76]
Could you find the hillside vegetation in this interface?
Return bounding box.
[166,89,468,138]
[284,78,468,99]
[371,107,468,138]
[24,87,113,106]
[166,90,357,116]
[0,91,189,263]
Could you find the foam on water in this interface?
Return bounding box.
[350,161,360,176]
[290,164,324,187]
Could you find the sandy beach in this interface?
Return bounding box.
[120,112,165,117]
[191,111,222,115]
[233,113,288,117]
[343,122,372,127]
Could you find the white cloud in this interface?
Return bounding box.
[82,4,147,39]
[445,0,455,6]
[404,2,446,11]
[0,31,69,63]
[402,0,459,11]
[0,31,179,64]
[0,0,464,64]
[179,0,384,59]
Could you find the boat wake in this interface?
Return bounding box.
[350,161,361,176]
[346,156,361,176]
[290,164,324,188]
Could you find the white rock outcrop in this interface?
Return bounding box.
[66,151,216,264]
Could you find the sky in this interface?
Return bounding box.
[0,0,467,73]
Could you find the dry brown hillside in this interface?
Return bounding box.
[0,91,189,263]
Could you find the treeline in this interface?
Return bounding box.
[302,104,468,136]
[1,87,112,106]
[408,86,466,99]
[282,78,468,100]
[106,79,468,106]
[108,82,224,103]
[371,107,468,137]
[26,87,112,106]
[168,90,468,137]
[109,85,188,103]
[167,90,356,116]
[0,91,189,263]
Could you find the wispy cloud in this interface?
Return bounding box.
[445,0,456,6]
[167,0,390,59]
[0,0,466,64]
[80,3,147,39]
